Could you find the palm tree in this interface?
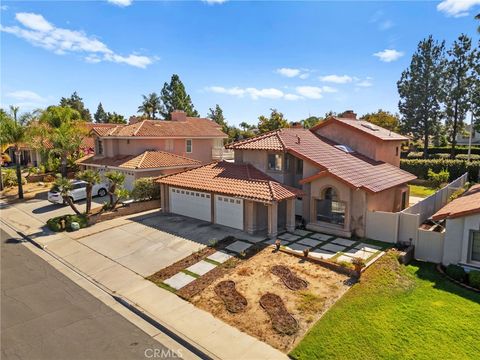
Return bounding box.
[0,113,29,199]
[53,175,81,215]
[9,105,19,122]
[77,169,100,214]
[137,93,162,119]
[104,171,125,210]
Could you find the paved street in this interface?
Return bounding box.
[0,228,176,360]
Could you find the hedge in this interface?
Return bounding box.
[468,270,480,290]
[400,159,480,182]
[47,214,88,232]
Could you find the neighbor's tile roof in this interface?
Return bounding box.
[312,117,408,141]
[227,128,415,192]
[88,123,119,137]
[432,184,480,221]
[157,161,303,202]
[92,118,227,138]
[77,151,201,170]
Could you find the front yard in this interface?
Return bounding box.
[290,253,480,360]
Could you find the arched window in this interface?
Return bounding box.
[316,186,345,226]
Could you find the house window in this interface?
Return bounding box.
[316,187,345,226]
[470,230,480,263]
[268,153,283,171]
[401,191,407,210]
[186,139,192,153]
[296,159,303,175]
[97,140,103,155]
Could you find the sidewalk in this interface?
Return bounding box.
[1,205,288,360]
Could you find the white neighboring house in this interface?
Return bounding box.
[455,124,480,145]
[431,184,480,270]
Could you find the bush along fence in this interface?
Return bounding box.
[401,146,480,158]
[400,159,480,182]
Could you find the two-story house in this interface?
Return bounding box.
[78,110,228,190]
[157,111,415,238]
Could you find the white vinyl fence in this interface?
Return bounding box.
[365,173,468,244]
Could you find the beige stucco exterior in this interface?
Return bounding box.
[442,214,480,267]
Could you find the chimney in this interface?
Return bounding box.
[171,110,187,122]
[342,110,357,120]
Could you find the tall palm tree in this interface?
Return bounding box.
[53,175,81,215]
[77,169,100,214]
[0,114,29,199]
[9,105,19,122]
[137,93,162,119]
[104,171,125,210]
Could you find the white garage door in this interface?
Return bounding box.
[214,195,243,230]
[170,187,211,222]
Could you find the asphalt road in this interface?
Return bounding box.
[0,228,177,360]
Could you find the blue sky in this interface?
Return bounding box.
[1,0,479,126]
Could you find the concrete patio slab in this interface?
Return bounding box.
[310,249,335,259]
[355,242,382,252]
[263,238,289,246]
[320,242,347,253]
[293,229,311,237]
[345,248,373,260]
[331,237,357,247]
[298,238,323,247]
[278,233,301,241]
[286,242,310,252]
[309,233,333,241]
[163,272,197,290]
[225,240,252,254]
[336,255,354,263]
[207,251,232,264]
[186,260,217,276]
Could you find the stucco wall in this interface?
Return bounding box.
[416,229,445,263]
[442,217,465,265]
[367,185,408,213]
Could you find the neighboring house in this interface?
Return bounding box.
[431,184,480,270]
[77,111,228,190]
[159,110,416,238]
[157,161,302,238]
[455,124,480,145]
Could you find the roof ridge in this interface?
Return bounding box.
[136,151,149,169]
[267,180,277,200]
[226,128,282,149]
[133,120,147,136]
[152,150,201,163]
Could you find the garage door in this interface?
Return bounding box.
[170,187,211,222]
[214,195,243,230]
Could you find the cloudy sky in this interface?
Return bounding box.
[1,0,479,125]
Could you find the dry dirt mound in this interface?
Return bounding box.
[214,280,247,313]
[260,292,298,335]
[271,265,308,291]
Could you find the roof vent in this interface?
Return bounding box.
[334,144,355,153]
[296,135,301,144]
[361,122,379,131]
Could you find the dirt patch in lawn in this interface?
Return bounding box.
[271,265,308,291]
[215,280,247,313]
[190,248,352,352]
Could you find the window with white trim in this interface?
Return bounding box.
[186,139,192,153]
[470,230,480,263]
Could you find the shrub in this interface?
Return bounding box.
[468,270,480,289]
[2,169,26,187]
[400,159,480,182]
[407,151,423,159]
[46,214,88,232]
[427,146,480,155]
[445,264,466,282]
[448,187,466,202]
[27,167,41,175]
[131,177,160,200]
[427,168,450,188]
[455,154,480,161]
[43,174,55,182]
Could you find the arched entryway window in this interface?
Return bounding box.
[316,187,346,226]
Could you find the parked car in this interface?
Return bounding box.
[48,180,108,205]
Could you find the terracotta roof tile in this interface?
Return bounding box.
[227,128,415,192]
[157,161,302,202]
[432,184,480,220]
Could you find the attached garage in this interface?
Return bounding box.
[215,195,244,230]
[170,187,211,222]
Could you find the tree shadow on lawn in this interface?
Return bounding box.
[412,260,480,304]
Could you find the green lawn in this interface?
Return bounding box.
[290,254,480,360]
[409,184,436,198]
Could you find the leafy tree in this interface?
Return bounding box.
[53,175,81,215]
[77,169,100,214]
[397,35,446,158]
[0,112,29,198]
[444,34,476,157]
[207,104,228,133]
[104,171,125,210]
[361,110,400,132]
[300,116,323,129]
[106,112,127,124]
[476,13,480,34]
[160,74,199,119]
[138,93,162,119]
[257,109,289,134]
[324,111,337,118]
[469,40,480,132]
[60,92,92,121]
[94,102,108,123]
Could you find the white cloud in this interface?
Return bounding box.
[206,86,304,101]
[320,86,338,93]
[284,93,302,101]
[276,67,301,78]
[1,12,154,68]
[295,86,323,99]
[373,49,404,62]
[356,80,373,87]
[437,0,480,17]
[319,74,352,84]
[202,0,228,4]
[6,90,45,102]
[107,0,133,6]
[299,73,310,80]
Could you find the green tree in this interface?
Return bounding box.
[106,112,127,124]
[0,113,29,198]
[239,122,251,131]
[160,74,199,119]
[397,35,446,159]
[207,104,228,133]
[9,105,19,122]
[476,13,480,34]
[104,171,125,210]
[137,93,162,119]
[53,175,81,215]
[76,169,100,214]
[300,116,323,129]
[444,34,476,158]
[59,92,92,121]
[472,41,480,132]
[94,102,108,123]
[257,109,289,134]
[361,110,400,132]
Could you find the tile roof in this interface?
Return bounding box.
[77,151,201,170]
[157,161,303,202]
[227,128,415,192]
[92,118,227,138]
[87,123,119,137]
[432,184,480,221]
[312,117,408,141]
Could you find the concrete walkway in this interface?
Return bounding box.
[1,205,287,360]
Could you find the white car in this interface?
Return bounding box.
[48,180,108,205]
